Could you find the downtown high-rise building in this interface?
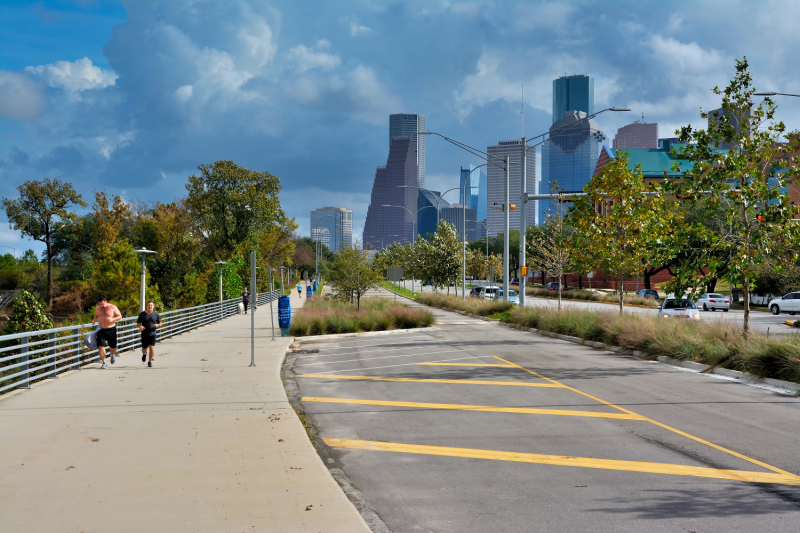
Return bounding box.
[363,137,419,250]
[417,189,448,240]
[539,111,606,222]
[390,113,426,188]
[486,141,536,237]
[613,121,659,149]
[552,75,594,124]
[310,207,352,252]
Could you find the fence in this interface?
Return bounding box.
[0,291,280,395]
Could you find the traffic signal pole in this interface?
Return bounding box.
[520,137,527,306]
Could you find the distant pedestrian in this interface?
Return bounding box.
[91,296,122,369]
[297,283,302,297]
[242,289,250,314]
[137,300,162,368]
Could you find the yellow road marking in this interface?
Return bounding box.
[301,397,643,420]
[493,356,799,479]
[297,374,564,388]
[416,362,513,367]
[323,438,800,486]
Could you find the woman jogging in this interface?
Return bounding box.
[297,283,302,298]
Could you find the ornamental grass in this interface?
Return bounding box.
[288,297,435,336]
[416,292,513,316]
[525,286,658,308]
[507,305,800,384]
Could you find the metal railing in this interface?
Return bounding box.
[0,291,280,395]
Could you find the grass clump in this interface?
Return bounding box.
[506,305,800,384]
[289,297,435,336]
[416,293,513,316]
[525,286,657,308]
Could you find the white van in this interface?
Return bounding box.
[474,286,501,300]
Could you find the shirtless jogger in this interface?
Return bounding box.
[92,295,122,369]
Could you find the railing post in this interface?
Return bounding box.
[73,328,81,370]
[18,336,30,389]
[48,331,57,378]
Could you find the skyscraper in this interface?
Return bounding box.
[486,141,536,237]
[613,121,658,149]
[390,113,426,188]
[417,189,448,240]
[552,75,594,124]
[363,137,419,250]
[707,106,750,149]
[310,207,352,252]
[539,111,606,221]
[440,205,477,242]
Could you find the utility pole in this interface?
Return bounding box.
[249,251,256,367]
[503,156,510,300]
[520,137,527,306]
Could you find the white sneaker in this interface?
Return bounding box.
[101,361,108,369]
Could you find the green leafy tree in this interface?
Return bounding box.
[2,177,86,307]
[326,246,381,309]
[90,241,162,316]
[665,57,800,336]
[416,221,461,294]
[528,187,573,309]
[185,160,285,257]
[570,152,675,314]
[2,289,53,335]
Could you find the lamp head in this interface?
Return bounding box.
[754,91,776,96]
[610,107,631,112]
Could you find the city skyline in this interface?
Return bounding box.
[2,1,800,256]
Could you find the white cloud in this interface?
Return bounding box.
[316,39,331,49]
[648,35,726,76]
[287,44,341,73]
[0,71,47,120]
[25,57,117,93]
[350,21,372,36]
[346,65,401,124]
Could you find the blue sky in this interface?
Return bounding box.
[3,0,800,257]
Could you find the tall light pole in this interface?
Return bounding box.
[312,214,340,279]
[133,248,157,313]
[215,260,227,319]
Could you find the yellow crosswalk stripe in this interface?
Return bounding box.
[323,438,800,486]
[297,374,564,387]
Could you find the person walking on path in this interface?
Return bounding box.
[242,289,250,314]
[91,295,122,369]
[297,283,302,298]
[137,300,162,368]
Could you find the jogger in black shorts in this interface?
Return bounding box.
[92,296,122,369]
[137,300,162,368]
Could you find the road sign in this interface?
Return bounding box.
[387,266,404,281]
[587,272,594,279]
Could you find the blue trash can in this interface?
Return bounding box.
[306,285,312,298]
[313,281,318,293]
[278,296,291,329]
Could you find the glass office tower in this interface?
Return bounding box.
[552,75,594,124]
[390,113,426,188]
[310,207,353,252]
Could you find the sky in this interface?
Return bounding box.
[2,0,800,257]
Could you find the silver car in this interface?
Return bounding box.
[769,292,800,316]
[658,297,700,319]
[697,293,730,312]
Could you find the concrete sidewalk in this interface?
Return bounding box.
[0,291,371,533]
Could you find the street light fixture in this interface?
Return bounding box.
[133,248,157,313]
[754,91,800,97]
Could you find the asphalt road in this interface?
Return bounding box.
[398,280,794,334]
[288,290,800,532]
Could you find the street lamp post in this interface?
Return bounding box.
[133,248,157,313]
[312,214,341,280]
[215,260,227,320]
[0,246,17,259]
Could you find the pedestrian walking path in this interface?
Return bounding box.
[0,290,371,533]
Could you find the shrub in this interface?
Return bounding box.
[288,297,434,336]
[416,293,512,316]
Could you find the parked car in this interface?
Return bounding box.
[636,289,660,300]
[658,297,700,319]
[697,293,730,312]
[496,289,519,305]
[422,279,434,286]
[769,292,800,316]
[510,278,519,285]
[546,282,561,290]
[469,286,483,298]
[475,286,500,300]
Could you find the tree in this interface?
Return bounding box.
[185,160,285,256]
[2,177,86,307]
[326,247,381,310]
[92,191,132,257]
[2,289,53,336]
[51,213,96,282]
[90,241,162,316]
[570,152,675,314]
[666,57,800,336]
[291,238,315,279]
[415,221,461,294]
[528,187,573,309]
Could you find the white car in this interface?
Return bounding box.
[697,293,730,312]
[474,286,500,300]
[769,292,800,316]
[658,297,700,319]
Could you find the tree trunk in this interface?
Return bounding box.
[644,268,651,290]
[742,280,750,338]
[557,274,562,311]
[541,269,545,286]
[578,274,582,290]
[46,230,53,308]
[357,292,361,310]
[618,274,624,314]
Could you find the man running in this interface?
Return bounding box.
[137,300,162,368]
[242,289,250,314]
[297,283,302,298]
[92,295,122,369]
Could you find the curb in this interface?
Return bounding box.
[293,326,436,340]
[786,320,797,327]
